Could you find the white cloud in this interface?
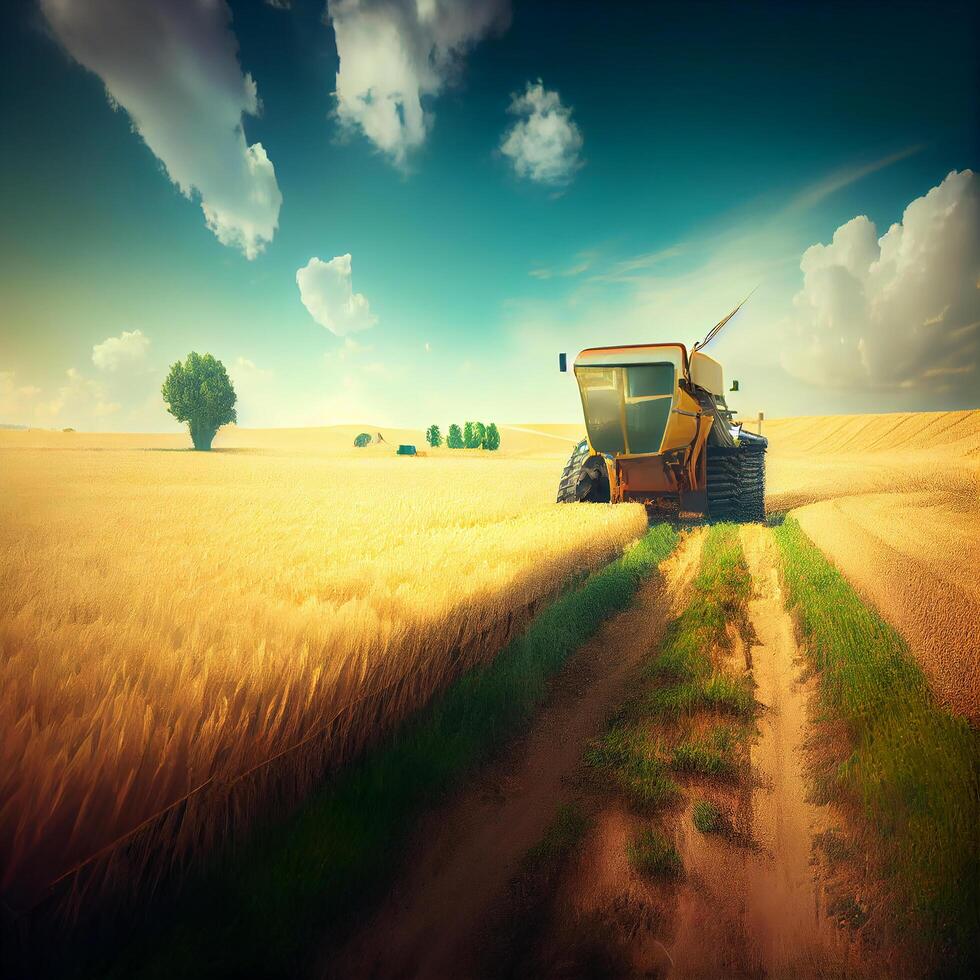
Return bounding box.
[297,254,377,336]
[0,372,40,423]
[500,80,583,185]
[327,0,510,165]
[784,145,923,215]
[782,169,980,393]
[92,329,150,372]
[40,0,282,259]
[31,368,120,423]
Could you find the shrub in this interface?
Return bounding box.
[353,433,372,448]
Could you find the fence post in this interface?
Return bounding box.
[757,411,764,435]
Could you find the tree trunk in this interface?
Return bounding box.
[189,420,218,451]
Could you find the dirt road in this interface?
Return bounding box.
[530,525,857,979]
[666,524,845,978]
[322,525,871,978]
[322,531,705,979]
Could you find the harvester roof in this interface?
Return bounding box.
[573,343,724,397]
[574,342,688,370]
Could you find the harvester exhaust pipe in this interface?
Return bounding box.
[691,285,759,357]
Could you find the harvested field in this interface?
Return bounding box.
[0,427,646,916]
[794,493,980,721]
[760,409,980,721]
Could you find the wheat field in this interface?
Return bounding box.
[0,430,646,913]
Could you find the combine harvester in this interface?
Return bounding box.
[557,297,766,521]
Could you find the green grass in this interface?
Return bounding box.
[522,803,591,872]
[98,523,680,980]
[589,525,753,798]
[691,799,725,834]
[671,726,739,778]
[585,524,755,881]
[585,725,680,810]
[774,516,980,971]
[638,524,754,727]
[627,828,682,877]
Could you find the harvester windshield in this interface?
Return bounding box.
[575,357,677,456]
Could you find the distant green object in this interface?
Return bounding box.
[353,432,372,447]
[397,444,417,456]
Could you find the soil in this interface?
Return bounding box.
[321,525,882,978]
[320,530,706,979]
[516,526,861,979]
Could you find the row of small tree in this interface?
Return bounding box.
[426,422,500,451]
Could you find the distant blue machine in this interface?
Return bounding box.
[396,444,417,456]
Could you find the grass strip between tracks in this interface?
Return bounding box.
[102,522,679,979]
[773,516,979,971]
[586,523,754,822]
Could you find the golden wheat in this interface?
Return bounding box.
[0,443,646,910]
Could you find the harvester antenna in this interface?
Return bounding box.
[691,286,759,355]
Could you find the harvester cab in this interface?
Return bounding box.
[556,298,767,521]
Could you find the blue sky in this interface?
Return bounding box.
[0,0,977,431]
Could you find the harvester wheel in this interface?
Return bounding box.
[706,444,766,522]
[557,440,611,503]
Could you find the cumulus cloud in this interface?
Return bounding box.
[328,0,510,165]
[18,368,119,423]
[500,80,583,185]
[0,372,41,423]
[40,0,282,259]
[92,329,150,372]
[296,254,377,336]
[783,169,980,394]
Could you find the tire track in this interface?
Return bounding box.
[320,531,705,979]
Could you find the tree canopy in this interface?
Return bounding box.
[161,352,236,451]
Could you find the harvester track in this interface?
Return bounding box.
[556,440,591,503]
[557,440,610,504]
[707,444,766,522]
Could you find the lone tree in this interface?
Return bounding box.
[447,423,464,448]
[484,423,500,451]
[161,352,237,451]
[353,432,372,447]
[425,424,442,447]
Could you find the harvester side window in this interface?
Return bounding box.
[577,367,626,455]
